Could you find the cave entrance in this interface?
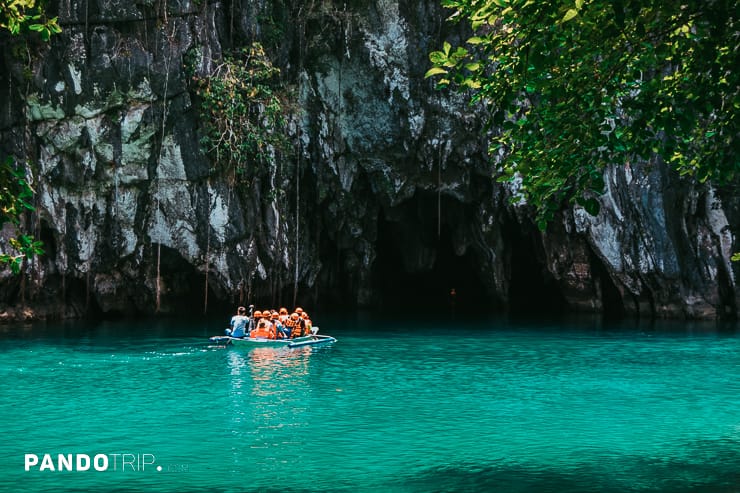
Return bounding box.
[372,210,492,319]
[591,250,626,320]
[505,220,568,317]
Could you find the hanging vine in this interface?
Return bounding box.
[153,23,177,313]
[203,186,210,315]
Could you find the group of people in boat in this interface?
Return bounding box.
[226,305,313,340]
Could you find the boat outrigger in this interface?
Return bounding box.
[210,329,337,349]
[210,327,336,348]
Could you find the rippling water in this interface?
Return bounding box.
[1,318,739,492]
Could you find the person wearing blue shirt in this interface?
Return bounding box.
[227,306,249,338]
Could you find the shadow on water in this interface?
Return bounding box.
[392,448,740,493]
[45,444,740,493]
[0,308,737,345]
[317,308,739,338]
[504,312,740,336]
[0,315,218,343]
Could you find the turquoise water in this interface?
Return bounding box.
[1,318,739,492]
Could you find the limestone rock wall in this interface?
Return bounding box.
[0,0,736,320]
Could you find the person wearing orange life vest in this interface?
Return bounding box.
[251,310,276,339]
[271,311,288,339]
[278,307,289,325]
[283,312,297,338]
[294,307,307,335]
[248,310,263,338]
[300,311,313,335]
[264,312,277,339]
[289,312,306,339]
[276,308,291,338]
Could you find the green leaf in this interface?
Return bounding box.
[429,51,447,64]
[562,9,578,22]
[462,78,482,89]
[10,258,22,275]
[425,67,449,78]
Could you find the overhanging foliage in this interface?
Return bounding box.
[0,0,60,40]
[427,0,739,228]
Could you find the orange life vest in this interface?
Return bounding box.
[282,318,296,338]
[250,319,275,339]
[290,319,306,338]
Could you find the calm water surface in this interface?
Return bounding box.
[0,318,739,492]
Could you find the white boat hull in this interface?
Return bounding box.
[210,333,337,348]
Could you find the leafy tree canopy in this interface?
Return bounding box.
[0,0,61,40]
[427,0,738,228]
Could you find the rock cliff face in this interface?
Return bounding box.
[0,0,737,320]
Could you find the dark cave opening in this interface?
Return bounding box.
[372,211,493,318]
[505,220,567,317]
[155,244,231,317]
[590,251,626,320]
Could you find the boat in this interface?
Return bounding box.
[209,328,337,349]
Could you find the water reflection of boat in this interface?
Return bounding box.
[210,329,337,349]
[248,346,313,375]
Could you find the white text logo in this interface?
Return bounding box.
[24,453,157,472]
